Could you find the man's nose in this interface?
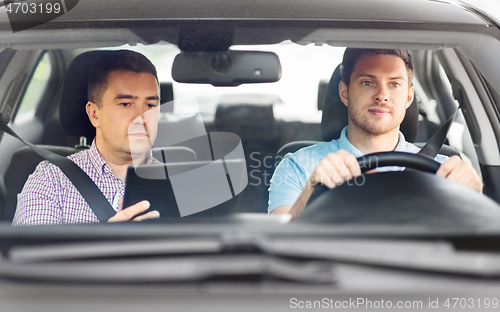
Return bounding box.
[374,85,389,103]
[132,107,147,124]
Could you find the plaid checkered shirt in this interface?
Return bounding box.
[12,140,158,225]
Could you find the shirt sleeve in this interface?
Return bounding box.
[12,161,63,226]
[435,154,449,163]
[268,153,308,213]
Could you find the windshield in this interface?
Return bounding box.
[0,1,499,237]
[2,38,493,230]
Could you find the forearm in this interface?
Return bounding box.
[271,181,316,219]
[271,150,361,219]
[288,181,316,219]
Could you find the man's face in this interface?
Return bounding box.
[339,54,414,136]
[87,70,160,161]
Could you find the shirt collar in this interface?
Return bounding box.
[89,139,156,176]
[394,131,410,152]
[88,139,113,176]
[336,126,410,157]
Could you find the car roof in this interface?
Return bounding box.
[51,0,490,25]
[0,0,498,52]
[0,0,492,28]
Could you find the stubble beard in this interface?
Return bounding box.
[348,108,404,136]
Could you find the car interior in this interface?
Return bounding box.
[0,41,484,223]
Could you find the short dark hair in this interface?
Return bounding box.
[341,48,413,87]
[87,50,158,106]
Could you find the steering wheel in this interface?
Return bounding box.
[297,151,500,229]
[356,151,440,174]
[306,151,440,204]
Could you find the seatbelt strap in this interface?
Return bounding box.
[0,120,116,222]
[417,105,460,158]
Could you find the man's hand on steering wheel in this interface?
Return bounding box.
[312,151,483,194]
[272,150,362,218]
[307,150,362,189]
[272,150,483,218]
[436,155,483,193]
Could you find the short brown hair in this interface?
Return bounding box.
[341,48,413,87]
[88,50,158,107]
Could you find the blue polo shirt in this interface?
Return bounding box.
[268,126,448,213]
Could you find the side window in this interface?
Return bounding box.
[434,54,481,174]
[13,52,52,124]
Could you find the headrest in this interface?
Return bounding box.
[160,82,174,113]
[215,94,278,129]
[59,51,111,138]
[59,51,172,137]
[215,104,274,127]
[214,103,276,141]
[320,64,419,143]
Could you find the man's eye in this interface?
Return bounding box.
[147,103,157,108]
[391,83,401,88]
[362,81,372,86]
[120,102,131,107]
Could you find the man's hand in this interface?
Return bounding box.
[107,198,160,222]
[436,155,483,193]
[272,150,361,218]
[307,149,362,189]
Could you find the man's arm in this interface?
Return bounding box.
[13,161,159,225]
[436,155,483,193]
[272,151,483,219]
[270,184,314,219]
[271,150,361,219]
[13,162,64,225]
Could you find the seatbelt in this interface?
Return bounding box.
[417,105,460,158]
[0,120,116,222]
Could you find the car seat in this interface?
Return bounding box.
[276,64,461,160]
[212,95,280,213]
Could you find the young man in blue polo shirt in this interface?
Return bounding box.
[268,48,482,219]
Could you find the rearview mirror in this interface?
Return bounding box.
[172,50,281,86]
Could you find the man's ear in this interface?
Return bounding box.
[339,81,349,107]
[406,86,415,109]
[86,101,100,128]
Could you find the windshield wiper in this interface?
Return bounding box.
[3,235,500,283]
[1,237,336,284]
[263,238,500,278]
[0,254,336,284]
[0,255,336,284]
